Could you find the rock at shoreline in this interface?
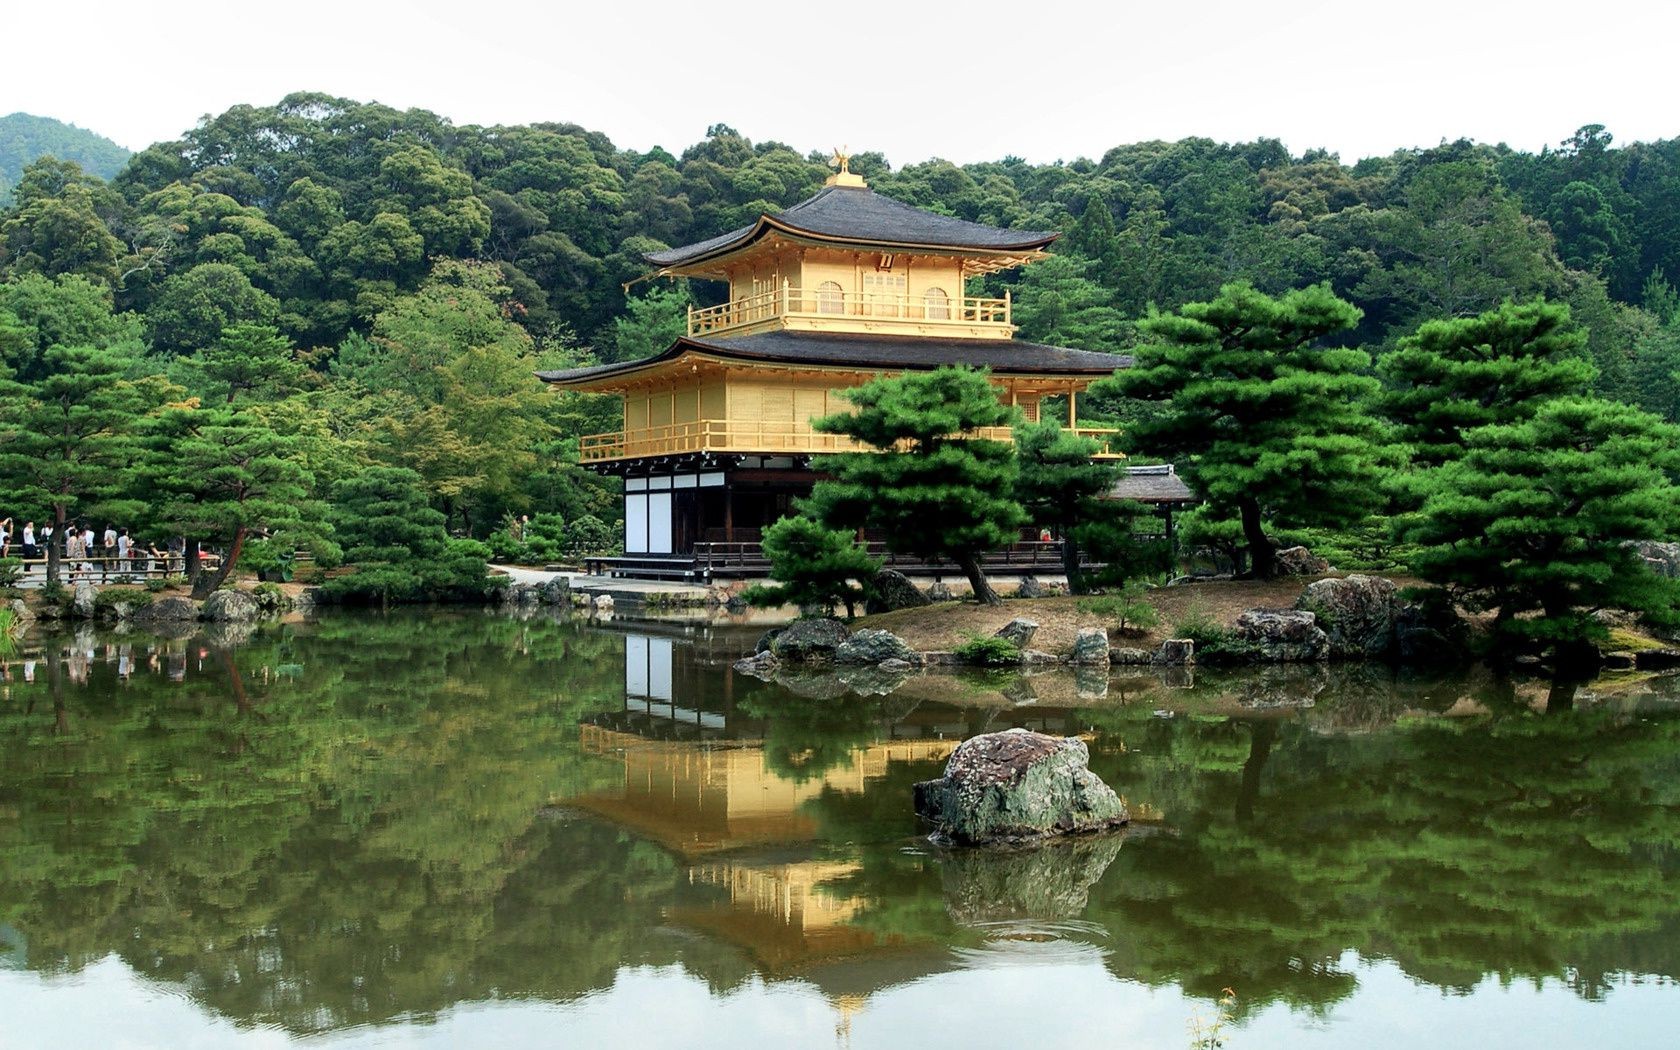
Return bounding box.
[1275,546,1331,576]
[72,582,99,619]
[1234,608,1329,662]
[1072,627,1110,666]
[131,596,201,623]
[993,617,1039,649]
[202,589,261,623]
[733,650,779,678]
[1295,575,1401,659]
[912,728,1130,846]
[771,617,850,663]
[835,628,917,666]
[755,627,783,654]
[1152,639,1195,665]
[1111,646,1153,665]
[866,569,931,613]
[8,598,34,633]
[541,577,571,606]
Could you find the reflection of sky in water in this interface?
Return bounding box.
[0,954,1673,1050]
[950,919,1111,969]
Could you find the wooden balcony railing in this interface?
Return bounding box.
[687,285,1012,337]
[578,419,1122,462]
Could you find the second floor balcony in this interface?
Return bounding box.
[578,418,1122,463]
[687,284,1014,340]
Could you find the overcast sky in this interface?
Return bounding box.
[6,0,1676,167]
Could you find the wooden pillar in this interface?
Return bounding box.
[724,478,735,544]
[1067,388,1077,428]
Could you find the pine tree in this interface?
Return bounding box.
[1100,282,1384,580]
[1378,299,1595,468]
[323,466,489,605]
[1403,397,1680,662]
[197,323,304,404]
[146,402,328,597]
[1012,420,1121,592]
[741,515,880,618]
[0,344,168,583]
[806,366,1026,605]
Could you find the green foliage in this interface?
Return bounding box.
[1078,583,1160,637]
[0,113,131,196]
[1402,397,1680,654]
[1378,299,1595,468]
[563,514,615,555]
[0,557,22,589]
[742,514,880,618]
[806,366,1025,604]
[320,466,491,604]
[1100,282,1386,579]
[953,633,1022,666]
[1013,420,1121,592]
[609,285,688,363]
[1170,603,1233,650]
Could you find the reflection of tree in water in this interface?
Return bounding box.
[5,617,1680,1033]
[1085,703,1680,1014]
[733,679,922,783]
[0,611,718,1034]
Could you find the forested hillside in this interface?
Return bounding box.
[0,112,132,202]
[2,91,1679,585]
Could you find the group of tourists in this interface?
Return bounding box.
[0,517,186,580]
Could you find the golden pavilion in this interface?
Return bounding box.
[539,154,1128,578]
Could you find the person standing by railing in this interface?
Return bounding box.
[0,518,10,559]
[21,521,37,560]
[116,529,132,575]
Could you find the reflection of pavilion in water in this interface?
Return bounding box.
[568,630,1116,986]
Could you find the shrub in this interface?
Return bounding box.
[953,633,1022,667]
[242,539,295,582]
[563,514,616,555]
[523,513,568,562]
[1078,583,1161,637]
[1170,603,1231,649]
[144,578,169,593]
[0,558,23,589]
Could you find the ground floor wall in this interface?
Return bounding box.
[620,460,818,555]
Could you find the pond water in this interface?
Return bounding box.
[2,609,1678,1049]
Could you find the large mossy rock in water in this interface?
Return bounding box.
[131,596,200,623]
[1295,575,1402,659]
[913,729,1129,845]
[770,617,850,663]
[865,569,931,613]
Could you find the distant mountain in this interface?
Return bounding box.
[0,112,132,200]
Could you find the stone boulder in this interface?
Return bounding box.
[1152,639,1195,665]
[925,581,954,603]
[1392,597,1472,666]
[835,628,917,666]
[755,627,784,655]
[590,593,615,613]
[1234,608,1330,662]
[913,729,1129,845]
[72,581,99,619]
[770,617,850,663]
[732,650,779,679]
[1111,646,1153,665]
[993,617,1039,649]
[1295,575,1402,659]
[1015,576,1049,599]
[202,589,261,622]
[1274,546,1331,576]
[1630,540,1680,579]
[131,596,201,623]
[1071,627,1110,665]
[8,598,34,633]
[541,577,572,606]
[865,569,931,613]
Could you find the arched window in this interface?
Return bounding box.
[816,280,844,314]
[923,287,951,320]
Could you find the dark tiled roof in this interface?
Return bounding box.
[537,331,1131,385]
[1109,465,1198,505]
[644,186,1058,267]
